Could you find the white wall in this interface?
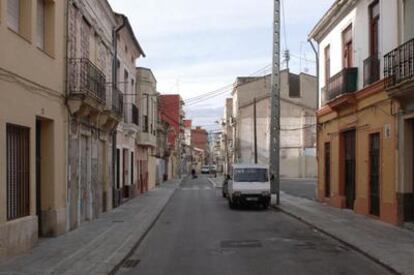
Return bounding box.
[404,0,414,41]
[318,0,400,107]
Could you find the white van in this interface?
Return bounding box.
[227,164,271,209]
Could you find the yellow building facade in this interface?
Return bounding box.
[317,81,400,224]
[0,0,67,257]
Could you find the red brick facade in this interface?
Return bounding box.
[191,127,208,151]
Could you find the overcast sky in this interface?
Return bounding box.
[108,0,333,130]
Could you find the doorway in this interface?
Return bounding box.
[80,135,88,222]
[123,148,129,199]
[343,130,356,209]
[36,120,42,236]
[35,118,54,236]
[369,133,380,216]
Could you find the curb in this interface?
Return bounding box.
[273,205,401,275]
[108,178,182,275]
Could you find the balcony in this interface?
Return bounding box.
[136,130,157,148]
[363,56,380,87]
[124,103,139,126]
[384,38,414,92]
[68,58,119,129]
[324,68,358,103]
[68,58,106,103]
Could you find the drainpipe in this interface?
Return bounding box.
[308,38,320,177]
[112,16,126,208]
[64,0,70,232]
[308,39,319,110]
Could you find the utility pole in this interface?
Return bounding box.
[270,0,281,205]
[253,98,258,164]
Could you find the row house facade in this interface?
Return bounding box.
[159,95,185,179]
[0,0,67,257]
[230,71,318,178]
[183,119,193,173]
[0,0,158,258]
[155,119,171,184]
[310,0,414,225]
[136,67,158,192]
[113,14,145,206]
[66,0,124,230]
[221,98,234,175]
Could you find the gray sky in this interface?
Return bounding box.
[108,0,333,129]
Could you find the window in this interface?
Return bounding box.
[7,0,32,40]
[369,1,380,57]
[7,0,20,32]
[324,45,331,85]
[342,25,353,68]
[124,70,128,93]
[7,124,30,220]
[288,73,300,98]
[233,168,269,182]
[36,0,45,49]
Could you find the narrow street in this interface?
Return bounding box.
[117,176,391,275]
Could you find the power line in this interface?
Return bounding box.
[183,64,272,105]
[186,71,272,107]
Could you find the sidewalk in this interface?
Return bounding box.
[279,192,414,275]
[0,180,181,275]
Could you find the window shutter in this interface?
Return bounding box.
[37,0,45,49]
[7,0,20,33]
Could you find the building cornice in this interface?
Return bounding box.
[308,0,358,42]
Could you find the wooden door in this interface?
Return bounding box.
[343,130,356,209]
[369,133,380,216]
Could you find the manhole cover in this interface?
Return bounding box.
[123,259,140,269]
[220,240,262,248]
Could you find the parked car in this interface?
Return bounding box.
[227,163,271,209]
[201,165,210,174]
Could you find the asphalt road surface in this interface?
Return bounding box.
[117,176,391,275]
[280,179,317,200]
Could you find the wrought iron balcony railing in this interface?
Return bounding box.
[384,38,414,89]
[363,55,380,87]
[68,58,106,103]
[324,68,358,102]
[124,103,139,126]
